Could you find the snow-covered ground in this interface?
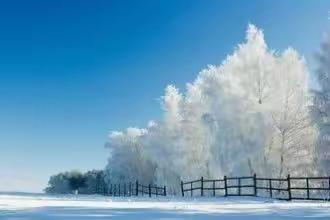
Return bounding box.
[0,193,329,219]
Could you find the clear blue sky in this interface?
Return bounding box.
[0,0,329,192]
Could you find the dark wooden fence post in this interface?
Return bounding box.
[201,177,204,197]
[253,174,257,197]
[213,180,216,197]
[306,178,310,199]
[238,178,241,196]
[135,181,138,196]
[129,182,132,196]
[287,174,291,201]
[148,184,151,197]
[269,179,272,198]
[224,175,228,197]
[124,183,127,196]
[118,183,121,196]
[191,182,193,196]
[164,186,167,196]
[181,181,184,197]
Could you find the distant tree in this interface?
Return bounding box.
[44,172,70,194]
[81,170,105,194]
[67,171,86,194]
[44,170,106,194]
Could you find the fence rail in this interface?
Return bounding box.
[181,174,330,201]
[104,181,166,197]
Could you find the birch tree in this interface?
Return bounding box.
[311,35,330,175]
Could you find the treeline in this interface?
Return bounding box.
[44,170,107,194]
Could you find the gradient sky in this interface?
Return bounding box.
[0,0,329,192]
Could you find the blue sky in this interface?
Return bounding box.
[0,0,329,192]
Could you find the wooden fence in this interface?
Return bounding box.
[107,182,135,197]
[136,181,167,197]
[106,181,166,197]
[181,174,330,200]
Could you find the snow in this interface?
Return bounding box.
[0,193,329,219]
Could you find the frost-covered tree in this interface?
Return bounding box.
[265,49,317,177]
[104,128,156,185]
[311,34,330,175]
[105,24,317,191]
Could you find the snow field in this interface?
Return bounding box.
[0,193,329,219]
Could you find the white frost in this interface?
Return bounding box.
[105,24,317,191]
